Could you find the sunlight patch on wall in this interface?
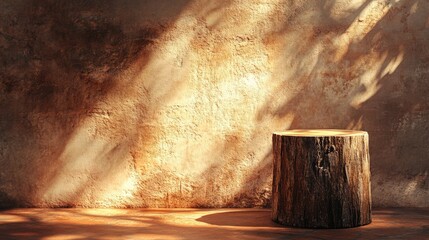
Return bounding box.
[349,54,386,108]
[328,0,368,21]
[42,114,138,206]
[381,46,404,77]
[334,0,393,61]
[43,128,109,203]
[347,115,364,130]
[96,171,140,206]
[350,45,404,109]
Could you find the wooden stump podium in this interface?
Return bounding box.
[272,129,371,228]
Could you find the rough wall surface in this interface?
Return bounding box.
[0,0,428,208]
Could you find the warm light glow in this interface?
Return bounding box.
[274,129,367,136]
[381,46,405,77]
[334,1,393,61]
[0,214,28,223]
[347,115,364,130]
[43,235,84,240]
[329,0,368,21]
[349,56,385,108]
[79,208,127,216]
[1,0,419,209]
[0,209,426,239]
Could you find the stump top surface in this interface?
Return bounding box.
[273,129,367,137]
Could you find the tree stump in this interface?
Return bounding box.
[272,129,371,228]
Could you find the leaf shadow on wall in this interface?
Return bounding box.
[257,0,429,206]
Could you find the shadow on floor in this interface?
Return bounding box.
[0,208,428,240]
[197,210,282,227]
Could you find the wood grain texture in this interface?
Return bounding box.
[272,130,371,228]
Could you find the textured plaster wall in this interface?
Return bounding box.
[0,0,428,208]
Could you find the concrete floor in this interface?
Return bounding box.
[0,208,428,240]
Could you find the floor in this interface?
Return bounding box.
[0,208,428,240]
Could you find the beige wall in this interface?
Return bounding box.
[0,0,428,208]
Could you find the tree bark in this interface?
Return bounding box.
[272,129,371,228]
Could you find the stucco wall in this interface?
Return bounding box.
[0,0,428,208]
